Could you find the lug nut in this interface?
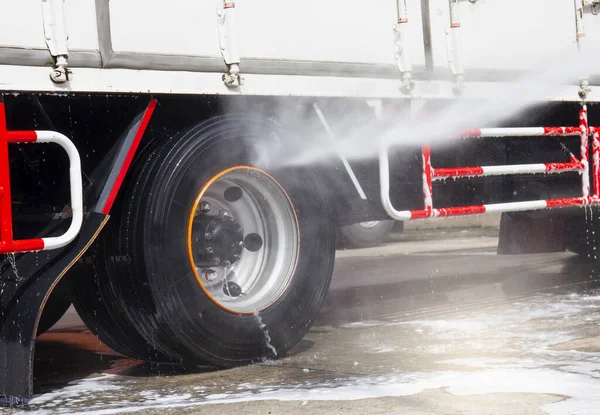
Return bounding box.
[219,209,231,217]
[205,247,213,254]
[223,281,242,297]
[200,201,211,213]
[203,269,218,282]
[205,232,212,240]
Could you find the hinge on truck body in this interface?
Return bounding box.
[583,0,600,9]
[41,0,70,83]
[217,1,243,88]
[576,0,592,99]
[393,0,414,94]
[445,0,464,95]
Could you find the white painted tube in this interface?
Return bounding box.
[36,131,84,250]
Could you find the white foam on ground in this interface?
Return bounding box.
[370,345,396,354]
[25,368,599,415]
[338,320,384,329]
[23,291,600,415]
[28,375,120,407]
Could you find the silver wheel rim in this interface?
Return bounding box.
[358,221,380,229]
[189,167,299,313]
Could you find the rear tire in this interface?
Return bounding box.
[74,115,335,366]
[340,220,396,248]
[72,140,171,360]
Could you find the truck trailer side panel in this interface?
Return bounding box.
[0,0,598,98]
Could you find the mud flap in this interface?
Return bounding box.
[497,212,566,255]
[0,213,108,406]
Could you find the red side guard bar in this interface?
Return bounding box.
[0,100,83,253]
[380,106,600,220]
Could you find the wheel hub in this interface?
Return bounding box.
[192,213,245,267]
[187,167,300,313]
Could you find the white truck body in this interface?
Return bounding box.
[0,0,598,100]
[3,2,600,405]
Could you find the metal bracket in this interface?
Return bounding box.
[584,0,600,9]
[217,1,243,88]
[576,0,592,99]
[393,0,414,94]
[446,0,464,95]
[42,0,70,84]
[583,1,600,16]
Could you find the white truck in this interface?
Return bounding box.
[1,0,599,404]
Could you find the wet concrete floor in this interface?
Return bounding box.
[5,228,600,414]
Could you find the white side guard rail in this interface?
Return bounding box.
[35,131,84,250]
[0,111,83,253]
[380,106,599,220]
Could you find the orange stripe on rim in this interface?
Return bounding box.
[186,166,300,315]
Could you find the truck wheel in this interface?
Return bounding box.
[72,141,170,360]
[339,220,396,248]
[71,244,168,360]
[76,115,335,366]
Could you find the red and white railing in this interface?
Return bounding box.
[380,106,600,220]
[0,101,83,253]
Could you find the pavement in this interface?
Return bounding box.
[4,227,600,415]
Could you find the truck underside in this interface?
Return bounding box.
[1,92,598,404]
[3,94,595,224]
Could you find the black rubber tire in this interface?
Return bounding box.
[339,220,396,249]
[37,278,72,335]
[71,139,169,361]
[77,115,335,366]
